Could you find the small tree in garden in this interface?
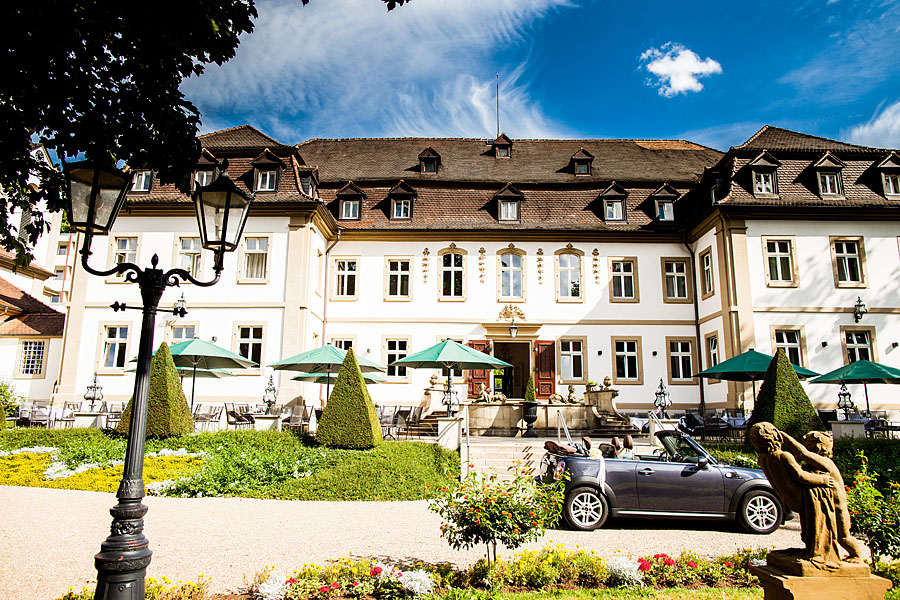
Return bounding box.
[316,348,381,449]
[429,467,565,564]
[117,342,193,438]
[745,348,823,441]
[847,451,900,560]
[524,374,536,403]
[0,380,23,428]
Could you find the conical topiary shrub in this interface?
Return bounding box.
[524,374,536,403]
[117,342,194,438]
[315,347,382,449]
[745,348,824,441]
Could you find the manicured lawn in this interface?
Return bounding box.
[0,429,459,500]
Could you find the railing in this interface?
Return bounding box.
[556,409,574,446]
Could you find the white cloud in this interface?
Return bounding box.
[844,100,900,147]
[182,0,574,141]
[639,42,722,98]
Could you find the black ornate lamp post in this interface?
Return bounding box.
[853,296,867,323]
[262,375,278,414]
[837,383,855,420]
[654,378,671,419]
[63,160,253,600]
[84,372,104,412]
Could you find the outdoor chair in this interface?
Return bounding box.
[199,405,223,431]
[29,400,51,428]
[283,405,311,432]
[817,410,838,431]
[379,406,398,440]
[401,406,424,439]
[105,402,124,430]
[225,402,252,430]
[56,401,80,429]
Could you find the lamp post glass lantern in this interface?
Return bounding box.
[84,372,103,412]
[853,297,867,323]
[263,375,278,414]
[837,383,855,420]
[63,160,254,600]
[654,378,671,418]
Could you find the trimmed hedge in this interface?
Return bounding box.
[117,342,193,438]
[525,374,536,403]
[315,347,382,449]
[745,348,823,441]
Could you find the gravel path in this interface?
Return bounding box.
[0,486,801,600]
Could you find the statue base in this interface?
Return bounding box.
[766,549,871,577]
[751,565,891,600]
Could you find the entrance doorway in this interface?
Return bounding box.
[493,342,530,399]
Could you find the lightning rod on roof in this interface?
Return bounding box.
[496,74,500,139]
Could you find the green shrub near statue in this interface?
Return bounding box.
[745,348,824,441]
[116,342,193,438]
[315,348,382,450]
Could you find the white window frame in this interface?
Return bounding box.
[774,328,804,367]
[341,198,360,220]
[700,247,714,299]
[384,257,412,301]
[656,200,675,221]
[98,323,131,374]
[256,169,277,192]
[234,323,265,373]
[194,170,214,188]
[333,257,359,300]
[330,338,356,352]
[392,198,411,220]
[57,242,69,256]
[238,235,270,283]
[612,337,642,385]
[753,171,776,195]
[609,257,638,303]
[818,171,843,196]
[107,235,140,282]
[497,249,525,301]
[175,235,204,280]
[439,249,466,301]
[131,170,152,192]
[558,338,587,384]
[884,173,900,196]
[762,237,798,287]
[830,237,867,288]
[842,327,875,364]
[169,323,199,345]
[16,339,48,379]
[705,333,720,384]
[666,337,696,385]
[384,337,411,382]
[499,200,519,221]
[555,250,583,302]
[661,258,691,303]
[604,199,625,221]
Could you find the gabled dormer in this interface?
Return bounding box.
[418,147,441,174]
[251,148,286,192]
[812,152,845,197]
[193,148,220,189]
[877,152,900,197]
[336,181,365,221]
[129,169,153,193]
[571,148,594,176]
[297,166,319,198]
[492,133,512,158]
[598,182,627,221]
[494,183,523,222]
[388,180,416,221]
[650,184,680,222]
[748,150,780,197]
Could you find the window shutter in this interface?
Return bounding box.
[467,340,492,398]
[534,340,555,399]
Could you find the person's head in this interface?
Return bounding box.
[802,431,833,458]
[749,422,781,453]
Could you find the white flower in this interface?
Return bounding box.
[256,574,287,600]
[606,556,643,587]
[399,570,434,597]
[0,446,56,456]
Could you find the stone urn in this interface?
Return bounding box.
[522,401,538,438]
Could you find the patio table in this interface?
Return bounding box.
[252,414,282,432]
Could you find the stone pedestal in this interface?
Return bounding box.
[436,417,462,450]
[831,420,866,439]
[253,415,282,432]
[73,412,104,429]
[751,565,891,600]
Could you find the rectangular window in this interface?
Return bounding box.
[834,239,863,284]
[386,339,408,378]
[819,172,841,195]
[256,170,277,191]
[242,237,268,280]
[19,340,46,376]
[559,340,584,381]
[171,324,196,344]
[775,329,803,366]
[342,199,360,220]
[441,252,464,298]
[845,330,872,363]
[48,294,60,304]
[765,239,795,284]
[53,268,65,280]
[754,171,775,195]
[700,248,714,297]
[706,334,719,368]
[194,170,214,188]
[393,199,411,219]
[575,162,590,175]
[335,259,358,297]
[131,171,151,192]
[668,339,694,383]
[610,259,636,301]
[657,200,674,221]
[57,242,69,256]
[178,237,202,278]
[613,338,641,383]
[605,199,624,221]
[885,173,900,196]
[499,200,519,221]
[332,339,353,351]
[663,259,689,301]
[103,325,129,369]
[113,237,137,278]
[496,146,509,158]
[422,159,437,173]
[237,325,264,365]
[387,259,410,298]
[500,252,523,299]
[558,253,581,299]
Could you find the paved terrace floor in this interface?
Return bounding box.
[1,486,802,600]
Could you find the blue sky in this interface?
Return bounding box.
[182,0,900,151]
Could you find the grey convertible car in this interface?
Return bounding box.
[538,429,788,534]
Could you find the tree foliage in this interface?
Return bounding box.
[745,348,823,440]
[117,342,193,438]
[524,374,536,403]
[1,0,408,264]
[315,348,382,449]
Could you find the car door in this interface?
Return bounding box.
[604,458,639,509]
[635,458,725,513]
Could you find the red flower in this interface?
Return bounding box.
[352,581,359,587]
[370,567,383,576]
[285,577,297,585]
[654,553,668,559]
[686,561,697,569]
[638,561,652,571]
[664,558,676,567]
[724,561,733,567]
[397,572,403,577]
[318,585,331,594]
[331,582,340,589]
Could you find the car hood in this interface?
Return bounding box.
[719,464,767,481]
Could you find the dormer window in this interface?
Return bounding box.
[393,199,411,219]
[256,170,277,191]
[251,148,285,193]
[813,152,845,198]
[650,183,680,222]
[388,180,416,221]
[748,151,780,197]
[494,183,523,223]
[194,148,219,191]
[885,173,900,196]
[492,133,512,158]
[342,199,360,220]
[131,170,152,192]
[571,148,593,176]
[194,169,215,188]
[337,181,365,221]
[418,147,441,174]
[876,152,900,197]
[754,172,775,194]
[598,182,627,222]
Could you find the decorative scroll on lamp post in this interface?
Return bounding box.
[63,160,253,600]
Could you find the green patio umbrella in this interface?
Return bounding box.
[168,338,258,412]
[695,348,819,401]
[270,344,386,400]
[291,371,385,384]
[390,339,512,416]
[811,360,900,416]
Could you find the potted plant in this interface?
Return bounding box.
[585,380,599,393]
[522,375,538,438]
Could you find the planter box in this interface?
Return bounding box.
[831,420,866,439]
[253,415,282,432]
[465,402,593,437]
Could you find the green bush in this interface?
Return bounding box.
[745,348,823,441]
[847,451,900,560]
[0,379,23,430]
[117,342,193,438]
[524,375,535,403]
[315,348,381,449]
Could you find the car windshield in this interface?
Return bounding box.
[659,433,714,463]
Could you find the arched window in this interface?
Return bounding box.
[438,246,466,300]
[498,249,525,300]
[555,247,583,301]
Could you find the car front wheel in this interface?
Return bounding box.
[737,489,782,534]
[564,486,609,531]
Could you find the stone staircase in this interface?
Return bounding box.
[591,412,641,438]
[462,440,545,480]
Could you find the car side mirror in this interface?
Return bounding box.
[697,456,709,470]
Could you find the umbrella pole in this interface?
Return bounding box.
[326,367,332,406]
[446,371,453,417]
[190,362,198,414]
[752,380,757,404]
[865,382,870,417]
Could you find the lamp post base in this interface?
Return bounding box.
[94,499,152,600]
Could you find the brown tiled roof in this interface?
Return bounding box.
[0,277,64,337]
[198,125,291,152]
[297,138,722,184]
[735,126,886,153]
[0,249,54,280]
